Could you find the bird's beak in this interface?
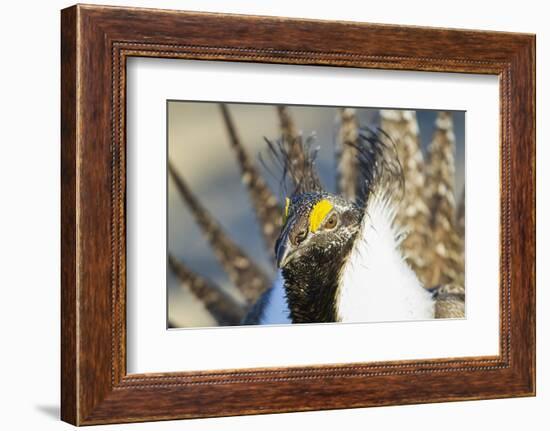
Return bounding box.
[275,227,293,268]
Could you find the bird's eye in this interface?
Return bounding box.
[295,229,308,245]
[324,213,338,230]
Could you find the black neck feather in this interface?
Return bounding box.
[282,239,355,323]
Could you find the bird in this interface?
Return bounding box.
[168,105,465,327]
[252,128,434,324]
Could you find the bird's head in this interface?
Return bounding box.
[275,192,362,270]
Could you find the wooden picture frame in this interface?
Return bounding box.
[61,4,535,425]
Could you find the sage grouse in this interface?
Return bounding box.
[168,105,465,327]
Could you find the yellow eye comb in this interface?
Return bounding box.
[283,197,290,224]
[309,199,333,232]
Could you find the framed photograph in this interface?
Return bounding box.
[61,4,535,425]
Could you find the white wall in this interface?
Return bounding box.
[0,0,546,430]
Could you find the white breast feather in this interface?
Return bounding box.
[336,193,434,322]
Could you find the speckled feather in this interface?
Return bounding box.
[220,104,283,257]
[168,162,271,303]
[168,254,247,325]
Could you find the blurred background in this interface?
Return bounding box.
[168,102,465,328]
